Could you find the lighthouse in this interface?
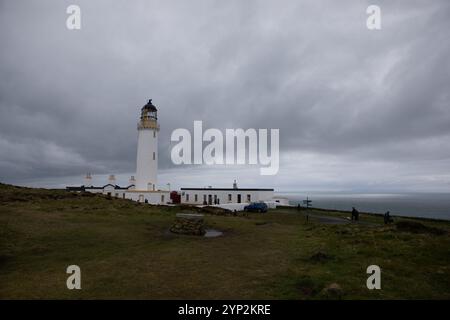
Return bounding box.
[68,99,169,203]
[67,97,276,206]
[135,99,159,191]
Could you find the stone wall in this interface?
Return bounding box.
[170,213,205,236]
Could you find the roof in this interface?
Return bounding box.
[141,99,157,112]
[92,184,135,190]
[66,186,85,191]
[66,184,135,191]
[180,188,274,191]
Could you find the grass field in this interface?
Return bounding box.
[0,183,449,299]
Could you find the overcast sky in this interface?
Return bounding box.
[0,0,449,193]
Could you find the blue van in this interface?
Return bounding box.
[244,202,268,213]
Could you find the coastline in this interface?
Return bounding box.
[279,192,450,221]
[287,205,450,223]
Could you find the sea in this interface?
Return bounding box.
[277,192,450,221]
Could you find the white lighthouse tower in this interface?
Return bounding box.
[135,99,159,191]
[69,99,169,204]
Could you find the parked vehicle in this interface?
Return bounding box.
[244,202,268,213]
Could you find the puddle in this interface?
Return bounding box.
[204,229,223,238]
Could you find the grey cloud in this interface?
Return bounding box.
[0,0,449,192]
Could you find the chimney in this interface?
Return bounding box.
[108,174,116,186]
[233,180,238,189]
[84,173,93,187]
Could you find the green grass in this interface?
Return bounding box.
[0,183,449,299]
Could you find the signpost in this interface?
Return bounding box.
[302,196,312,223]
[302,196,312,209]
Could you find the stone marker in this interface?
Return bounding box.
[170,213,206,236]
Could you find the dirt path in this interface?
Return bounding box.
[306,213,378,226]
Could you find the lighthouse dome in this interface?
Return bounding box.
[140,99,158,122]
[141,99,157,112]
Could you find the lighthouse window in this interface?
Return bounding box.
[153,152,155,160]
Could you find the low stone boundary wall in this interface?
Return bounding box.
[170,213,205,236]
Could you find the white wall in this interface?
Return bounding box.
[136,127,158,191]
[180,189,274,205]
[124,191,169,204]
[84,186,169,204]
[272,197,290,206]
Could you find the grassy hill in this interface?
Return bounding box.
[0,183,449,299]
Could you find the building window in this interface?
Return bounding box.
[247,194,251,202]
[214,195,217,204]
[115,193,119,198]
[153,152,155,160]
[153,131,156,138]
[107,192,112,197]
[194,194,198,202]
[123,194,125,199]
[161,195,164,203]
[186,194,189,202]
[203,194,207,204]
[228,194,232,202]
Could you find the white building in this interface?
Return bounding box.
[271,196,291,206]
[67,99,169,204]
[180,181,274,205]
[135,100,159,191]
[67,99,280,208]
[125,99,170,203]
